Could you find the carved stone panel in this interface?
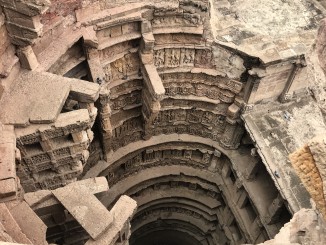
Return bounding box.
[108,53,140,81]
[194,49,214,68]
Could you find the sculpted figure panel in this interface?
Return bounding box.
[109,53,140,81]
[195,49,215,68]
[155,48,196,69]
[165,48,181,67]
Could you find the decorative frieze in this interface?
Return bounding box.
[164,81,235,103]
[161,72,243,94]
[154,48,199,69]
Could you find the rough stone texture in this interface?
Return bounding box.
[210,0,324,63]
[316,18,326,76]
[52,185,113,239]
[7,201,47,245]
[85,195,137,245]
[0,67,100,191]
[0,0,50,46]
[21,177,136,245]
[41,0,82,26]
[255,209,326,245]
[289,137,326,218]
[0,70,71,126]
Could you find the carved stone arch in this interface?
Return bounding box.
[91,134,282,242]
[98,165,251,242]
[130,220,215,245]
[131,185,222,210]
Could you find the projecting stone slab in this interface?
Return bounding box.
[0,203,32,244]
[0,178,16,199]
[142,64,165,100]
[85,195,137,245]
[23,190,52,207]
[8,201,47,245]
[69,78,100,103]
[52,185,113,240]
[0,70,71,126]
[67,177,109,194]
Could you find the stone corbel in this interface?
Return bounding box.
[139,19,155,65]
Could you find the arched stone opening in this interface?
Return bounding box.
[95,137,291,244]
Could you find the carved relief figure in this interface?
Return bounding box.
[166,49,180,67]
[154,49,165,67]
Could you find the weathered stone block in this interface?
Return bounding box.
[8,201,47,245]
[14,1,50,17]
[0,178,17,198]
[52,185,113,240]
[4,8,42,30]
[141,20,152,34]
[0,203,32,244]
[0,145,16,181]
[85,195,137,245]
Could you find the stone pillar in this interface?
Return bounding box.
[86,47,106,83]
[98,89,113,153]
[279,59,305,103]
[242,68,265,111]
